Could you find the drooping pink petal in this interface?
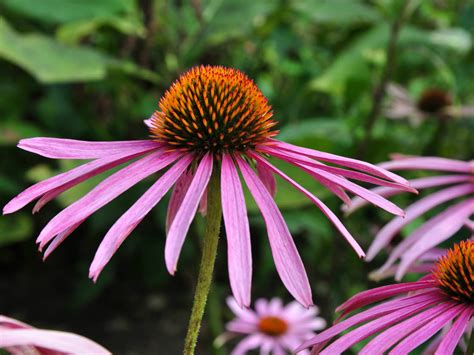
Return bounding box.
[261,146,416,193]
[36,150,181,249]
[295,291,441,352]
[89,154,194,281]
[389,304,466,354]
[221,154,252,307]
[379,156,472,173]
[166,170,193,233]
[343,174,471,215]
[236,156,313,307]
[267,140,408,184]
[264,148,405,216]
[226,297,259,323]
[3,146,159,215]
[396,199,474,279]
[165,153,213,274]
[319,301,440,355]
[0,316,32,329]
[436,307,472,354]
[359,302,454,354]
[18,137,160,159]
[0,329,110,354]
[249,152,364,258]
[366,183,474,261]
[231,334,263,355]
[43,220,85,259]
[256,160,277,196]
[335,279,435,315]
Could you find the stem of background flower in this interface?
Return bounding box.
[466,329,474,355]
[183,169,222,355]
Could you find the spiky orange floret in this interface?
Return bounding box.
[148,65,278,153]
[258,316,288,336]
[433,240,474,303]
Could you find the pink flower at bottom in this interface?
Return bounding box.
[224,297,326,355]
[297,240,474,354]
[0,315,110,354]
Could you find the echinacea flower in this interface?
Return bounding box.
[296,240,474,355]
[223,297,326,355]
[344,154,473,281]
[3,65,410,307]
[385,83,474,126]
[0,315,109,354]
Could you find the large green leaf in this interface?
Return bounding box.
[0,18,107,82]
[1,0,131,24]
[294,0,380,25]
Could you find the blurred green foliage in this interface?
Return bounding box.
[0,0,473,353]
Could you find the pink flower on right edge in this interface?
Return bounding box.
[344,154,474,281]
[0,315,110,354]
[223,297,326,355]
[296,240,474,354]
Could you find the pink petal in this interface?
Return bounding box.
[165,153,213,274]
[267,140,408,184]
[343,174,470,215]
[320,301,442,355]
[0,316,32,329]
[36,150,181,249]
[389,304,466,354]
[366,183,474,261]
[296,291,441,352]
[263,148,405,216]
[231,334,263,355]
[0,329,110,354]
[89,154,193,281]
[249,152,364,258]
[359,302,454,354]
[166,170,194,233]
[256,160,277,196]
[379,156,472,173]
[236,156,313,307]
[221,154,252,307]
[43,220,84,259]
[396,199,474,279]
[3,146,158,215]
[226,297,258,323]
[436,307,472,354]
[18,137,159,159]
[335,279,434,315]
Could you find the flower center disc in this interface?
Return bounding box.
[149,66,278,154]
[433,240,474,303]
[258,316,288,336]
[416,88,452,114]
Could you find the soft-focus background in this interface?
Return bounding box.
[0,0,473,354]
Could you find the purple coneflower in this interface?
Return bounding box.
[0,315,109,354]
[385,83,474,126]
[344,154,473,281]
[223,297,325,355]
[3,66,410,307]
[297,240,474,354]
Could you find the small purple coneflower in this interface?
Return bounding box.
[3,66,410,307]
[0,315,109,354]
[385,83,474,126]
[297,240,474,354]
[223,297,325,355]
[344,154,473,281]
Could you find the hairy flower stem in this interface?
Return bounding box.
[183,169,222,355]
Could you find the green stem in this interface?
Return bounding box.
[466,328,474,355]
[183,168,222,355]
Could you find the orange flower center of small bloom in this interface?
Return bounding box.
[416,88,452,114]
[432,240,474,303]
[258,316,288,336]
[148,65,278,154]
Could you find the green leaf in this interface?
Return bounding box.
[0,18,107,83]
[0,214,33,247]
[294,0,380,25]
[1,0,131,24]
[429,28,472,54]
